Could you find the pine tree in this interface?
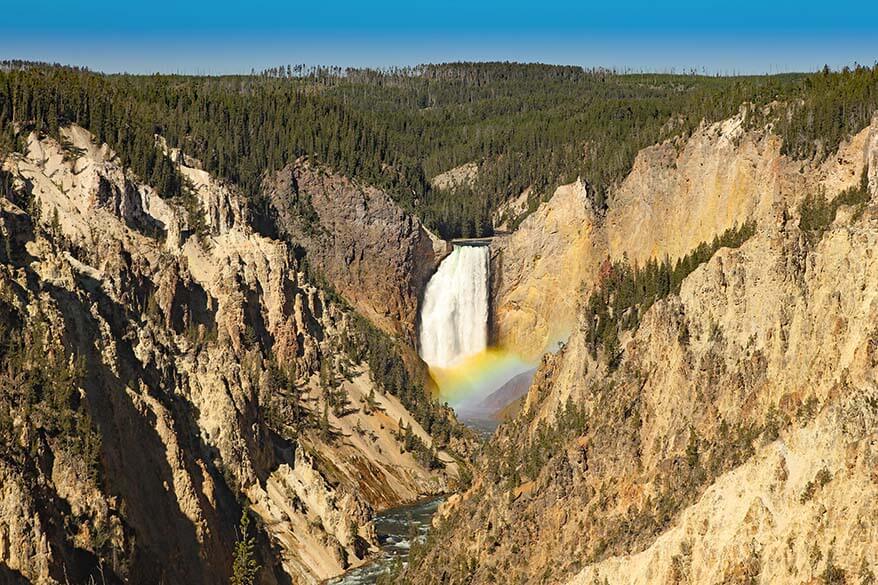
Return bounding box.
[231,510,259,585]
[320,401,330,440]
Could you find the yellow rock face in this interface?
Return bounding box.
[491,178,599,360]
[492,113,877,361]
[406,113,878,585]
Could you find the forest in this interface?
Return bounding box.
[1,61,877,238]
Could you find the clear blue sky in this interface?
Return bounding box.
[3,0,877,74]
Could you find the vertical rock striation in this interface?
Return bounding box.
[0,127,468,584]
[404,114,878,585]
[492,111,877,360]
[263,161,451,344]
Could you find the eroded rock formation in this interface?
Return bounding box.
[0,127,466,584]
[264,161,450,343]
[492,111,876,360]
[404,114,878,584]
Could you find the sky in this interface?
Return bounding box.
[2,0,877,74]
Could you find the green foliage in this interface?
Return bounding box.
[342,313,465,446]
[685,427,700,469]
[0,63,419,212]
[5,61,875,240]
[316,64,804,237]
[262,358,305,441]
[798,171,871,243]
[0,66,185,198]
[363,385,379,414]
[455,462,473,491]
[777,64,878,161]
[319,401,331,440]
[583,221,756,361]
[800,468,833,504]
[0,300,101,480]
[396,420,443,470]
[762,404,784,442]
[796,395,821,423]
[230,509,260,585]
[494,397,588,489]
[820,550,847,585]
[178,182,210,244]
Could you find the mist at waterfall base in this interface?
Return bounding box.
[419,245,533,419]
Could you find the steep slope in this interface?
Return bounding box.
[492,110,875,359]
[0,127,466,584]
[264,161,450,343]
[489,178,597,356]
[473,369,535,419]
[403,115,878,584]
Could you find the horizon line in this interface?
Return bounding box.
[5,57,875,78]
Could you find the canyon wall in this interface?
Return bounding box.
[492,110,873,360]
[264,161,450,344]
[405,114,878,584]
[0,128,466,584]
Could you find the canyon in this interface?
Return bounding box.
[400,112,878,584]
[0,126,470,584]
[1,62,878,585]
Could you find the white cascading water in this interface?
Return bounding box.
[419,245,490,368]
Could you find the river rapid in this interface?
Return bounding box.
[327,497,445,585]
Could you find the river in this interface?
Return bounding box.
[327,496,445,585]
[328,419,498,583]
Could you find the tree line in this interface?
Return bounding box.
[2,61,876,240]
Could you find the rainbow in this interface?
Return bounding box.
[429,347,534,409]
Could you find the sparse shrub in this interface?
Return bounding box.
[797,396,821,424]
[859,558,875,585]
[685,427,700,469]
[800,468,832,503]
[822,551,847,585]
[763,404,783,442]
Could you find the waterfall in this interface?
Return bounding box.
[419,245,490,368]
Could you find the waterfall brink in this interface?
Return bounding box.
[419,245,490,368]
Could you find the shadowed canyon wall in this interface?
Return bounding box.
[0,127,469,584]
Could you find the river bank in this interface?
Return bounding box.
[327,496,445,584]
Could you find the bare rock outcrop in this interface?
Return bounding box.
[490,178,597,354]
[0,127,466,584]
[430,161,479,192]
[492,111,878,360]
[264,161,450,343]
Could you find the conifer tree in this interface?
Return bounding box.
[231,510,259,585]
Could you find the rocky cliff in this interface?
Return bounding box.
[491,110,874,360]
[0,127,466,584]
[264,161,449,344]
[403,114,878,584]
